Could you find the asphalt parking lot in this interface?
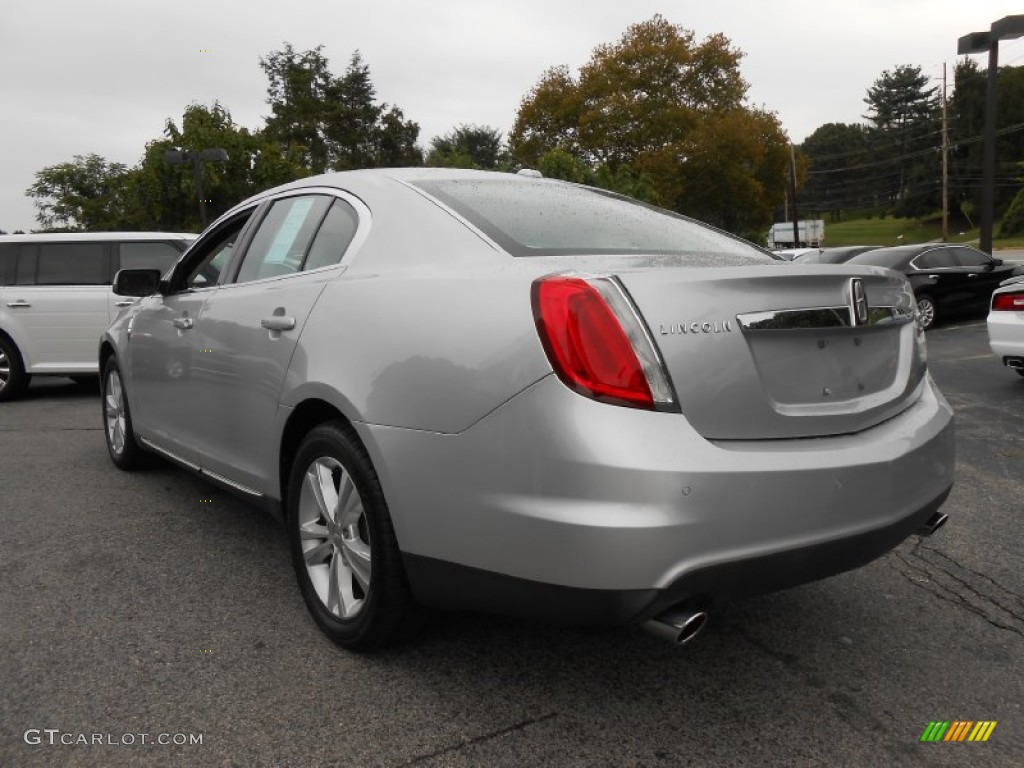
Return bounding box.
[1,319,1022,768]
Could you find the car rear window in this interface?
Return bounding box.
[846,249,912,268]
[413,177,772,261]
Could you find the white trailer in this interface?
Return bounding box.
[767,220,825,249]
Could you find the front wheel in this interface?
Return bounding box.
[916,294,938,330]
[287,422,420,650]
[102,358,148,470]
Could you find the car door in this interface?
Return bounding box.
[3,241,113,373]
[126,211,257,464]
[187,193,362,492]
[910,248,963,309]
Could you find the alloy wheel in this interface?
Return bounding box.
[916,296,936,329]
[297,457,372,619]
[104,369,127,456]
[0,349,8,392]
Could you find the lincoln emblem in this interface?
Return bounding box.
[848,278,869,326]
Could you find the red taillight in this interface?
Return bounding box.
[992,292,1024,311]
[532,276,661,409]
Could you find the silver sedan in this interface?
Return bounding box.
[100,169,955,650]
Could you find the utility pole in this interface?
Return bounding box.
[942,62,949,241]
[789,143,800,246]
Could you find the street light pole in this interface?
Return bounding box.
[957,15,1024,255]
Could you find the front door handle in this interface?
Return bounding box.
[171,316,194,330]
[114,300,135,307]
[6,300,31,308]
[261,315,296,331]
[967,273,978,279]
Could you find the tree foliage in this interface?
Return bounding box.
[27,42,425,232]
[261,46,422,173]
[426,124,508,169]
[26,154,132,231]
[509,15,789,236]
[861,64,940,216]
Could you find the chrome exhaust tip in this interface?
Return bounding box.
[1005,357,1024,370]
[917,511,949,537]
[642,608,708,645]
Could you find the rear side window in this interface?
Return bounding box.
[303,199,359,271]
[414,177,769,261]
[951,248,990,267]
[119,242,185,274]
[235,196,332,283]
[36,243,109,285]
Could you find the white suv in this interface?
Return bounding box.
[0,232,194,400]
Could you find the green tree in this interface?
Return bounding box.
[798,122,875,218]
[26,154,133,231]
[427,124,507,169]
[261,45,421,172]
[863,64,940,216]
[129,102,309,231]
[510,15,788,235]
[260,44,336,173]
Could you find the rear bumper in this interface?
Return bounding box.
[988,309,1024,362]
[362,372,955,625]
[404,485,950,626]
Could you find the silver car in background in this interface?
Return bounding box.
[100,169,955,650]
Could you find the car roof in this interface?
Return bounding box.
[0,232,196,243]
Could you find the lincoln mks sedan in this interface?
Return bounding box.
[100,169,955,650]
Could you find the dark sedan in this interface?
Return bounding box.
[794,245,882,265]
[846,243,1022,329]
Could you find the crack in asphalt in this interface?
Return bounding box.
[397,712,559,767]
[890,539,1024,638]
[0,427,102,432]
[730,626,920,764]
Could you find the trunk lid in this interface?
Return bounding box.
[617,264,923,440]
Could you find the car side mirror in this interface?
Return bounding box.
[113,268,162,297]
[992,258,1004,267]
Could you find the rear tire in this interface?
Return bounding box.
[916,294,937,330]
[0,336,29,401]
[286,421,421,650]
[101,358,148,470]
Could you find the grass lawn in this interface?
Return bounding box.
[822,216,1024,250]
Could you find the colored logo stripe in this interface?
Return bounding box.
[920,721,996,743]
[969,722,997,742]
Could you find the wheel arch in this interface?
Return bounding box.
[279,399,369,521]
[0,327,27,369]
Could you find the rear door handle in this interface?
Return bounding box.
[171,316,194,330]
[261,316,296,331]
[6,300,31,308]
[967,273,978,279]
[114,300,135,307]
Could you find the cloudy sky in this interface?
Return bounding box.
[2,0,1021,231]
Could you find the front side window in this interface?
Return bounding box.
[36,243,108,285]
[234,196,332,283]
[914,250,956,270]
[181,214,253,290]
